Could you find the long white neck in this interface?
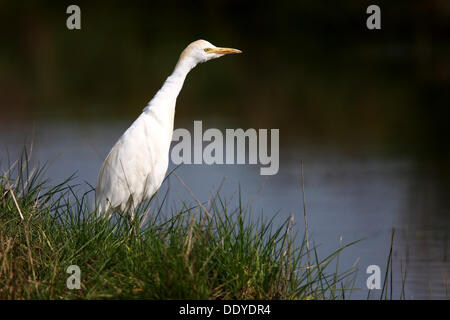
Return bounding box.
[143,55,197,115]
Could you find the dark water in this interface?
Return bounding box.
[1,120,449,299]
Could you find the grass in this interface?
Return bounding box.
[0,147,361,299]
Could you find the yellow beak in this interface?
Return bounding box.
[208,47,242,55]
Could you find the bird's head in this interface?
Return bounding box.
[177,39,242,69]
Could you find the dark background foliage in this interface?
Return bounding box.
[0,1,449,158]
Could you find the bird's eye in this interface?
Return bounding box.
[204,48,213,53]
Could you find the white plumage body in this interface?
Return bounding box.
[95,110,173,216]
[95,40,241,218]
[95,73,180,217]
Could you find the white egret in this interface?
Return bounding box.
[95,39,242,219]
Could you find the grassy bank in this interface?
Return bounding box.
[0,149,359,299]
